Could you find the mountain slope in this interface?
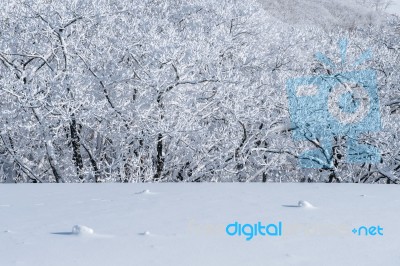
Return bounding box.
[258,0,384,28]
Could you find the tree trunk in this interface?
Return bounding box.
[70,116,84,181]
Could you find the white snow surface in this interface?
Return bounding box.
[1,184,400,265]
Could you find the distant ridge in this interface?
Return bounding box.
[258,0,387,29]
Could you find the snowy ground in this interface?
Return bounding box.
[1,184,400,266]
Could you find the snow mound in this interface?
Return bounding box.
[135,189,151,195]
[139,231,151,236]
[71,225,94,236]
[298,200,315,208]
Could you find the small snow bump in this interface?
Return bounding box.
[298,200,315,208]
[135,189,151,195]
[139,231,151,236]
[71,225,94,236]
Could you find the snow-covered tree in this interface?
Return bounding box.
[0,0,399,183]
